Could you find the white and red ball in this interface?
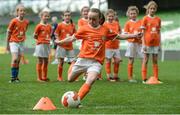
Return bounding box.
[61,91,81,108]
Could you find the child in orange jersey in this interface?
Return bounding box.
[141,1,162,84]
[78,6,90,28]
[55,8,141,102]
[124,6,143,83]
[104,9,122,81]
[33,10,52,82]
[54,10,76,81]
[6,4,29,83]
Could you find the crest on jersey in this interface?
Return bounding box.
[102,36,106,40]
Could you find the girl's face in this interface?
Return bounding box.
[129,10,137,20]
[106,13,114,23]
[42,12,50,23]
[63,12,71,23]
[148,5,157,16]
[88,11,100,28]
[82,8,89,19]
[17,6,25,18]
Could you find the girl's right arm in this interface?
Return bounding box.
[6,30,11,51]
[55,35,76,45]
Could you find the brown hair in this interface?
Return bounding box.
[39,10,50,18]
[126,6,139,18]
[144,1,158,14]
[80,6,90,14]
[89,8,101,18]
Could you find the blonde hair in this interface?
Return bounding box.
[39,10,50,18]
[144,1,158,14]
[15,4,25,17]
[105,9,115,16]
[126,6,139,18]
[63,10,71,16]
[81,6,90,14]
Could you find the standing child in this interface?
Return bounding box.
[33,10,51,82]
[49,16,59,64]
[104,9,122,81]
[55,8,141,102]
[78,6,90,28]
[54,10,76,81]
[6,4,29,83]
[141,1,162,84]
[124,6,143,83]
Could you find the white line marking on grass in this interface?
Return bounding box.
[94,105,180,109]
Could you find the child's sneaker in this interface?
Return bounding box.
[158,79,163,84]
[129,79,137,83]
[15,78,20,82]
[142,79,147,84]
[37,78,45,82]
[9,78,16,83]
[57,77,63,81]
[51,59,59,64]
[114,77,120,81]
[107,77,116,82]
[42,78,50,82]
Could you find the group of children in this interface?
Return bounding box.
[6,1,162,101]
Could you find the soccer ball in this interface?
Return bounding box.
[61,91,81,108]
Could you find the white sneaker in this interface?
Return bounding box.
[51,59,59,64]
[83,76,86,81]
[129,79,137,83]
[142,79,147,84]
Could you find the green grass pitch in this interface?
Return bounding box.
[0,54,180,114]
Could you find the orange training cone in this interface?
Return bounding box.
[33,97,56,111]
[146,76,161,85]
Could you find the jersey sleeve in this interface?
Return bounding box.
[54,24,61,36]
[141,17,147,29]
[34,24,41,36]
[124,22,129,34]
[7,19,16,32]
[118,22,122,34]
[106,27,118,40]
[74,26,85,39]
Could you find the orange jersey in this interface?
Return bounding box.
[34,23,52,44]
[55,22,76,50]
[74,24,118,64]
[78,18,88,28]
[7,18,29,42]
[141,15,161,46]
[103,21,121,49]
[124,19,142,44]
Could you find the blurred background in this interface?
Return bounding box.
[0,0,180,60]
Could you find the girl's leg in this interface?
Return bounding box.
[36,57,43,81]
[152,54,158,79]
[10,53,21,82]
[67,61,83,82]
[57,58,64,81]
[113,57,121,81]
[42,57,49,81]
[128,57,134,80]
[78,71,98,100]
[105,58,112,80]
[21,53,29,64]
[142,53,149,82]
